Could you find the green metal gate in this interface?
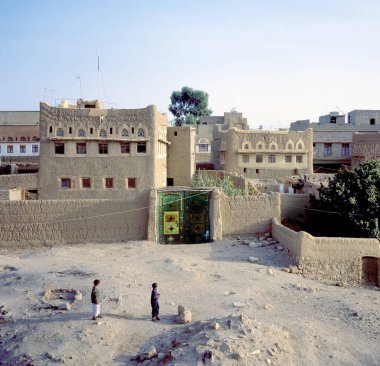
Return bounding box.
[158,190,211,244]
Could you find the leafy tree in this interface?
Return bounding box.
[308,160,380,239]
[169,86,212,126]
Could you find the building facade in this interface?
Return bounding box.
[38,101,169,199]
[0,111,40,164]
[290,110,380,170]
[215,128,313,179]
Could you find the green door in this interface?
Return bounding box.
[158,191,210,244]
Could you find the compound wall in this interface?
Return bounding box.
[0,194,149,248]
[272,218,380,286]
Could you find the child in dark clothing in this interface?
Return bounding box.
[151,282,160,321]
[91,279,102,320]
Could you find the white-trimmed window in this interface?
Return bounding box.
[137,128,145,137]
[100,129,107,138]
[198,144,209,152]
[296,155,303,163]
[242,154,249,163]
[127,177,136,188]
[55,143,65,154]
[105,177,114,188]
[76,143,87,154]
[56,128,64,137]
[32,145,39,153]
[342,143,350,156]
[20,145,26,153]
[268,154,276,163]
[137,142,146,153]
[121,129,129,137]
[61,178,71,189]
[324,143,332,156]
[98,143,108,154]
[256,155,263,163]
[7,145,13,153]
[78,129,85,137]
[120,142,130,154]
[82,177,91,189]
[285,155,292,163]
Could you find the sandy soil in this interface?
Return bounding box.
[0,239,379,366]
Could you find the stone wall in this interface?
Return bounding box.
[0,173,38,190]
[221,193,280,236]
[0,194,149,248]
[272,218,380,285]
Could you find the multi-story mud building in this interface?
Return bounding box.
[38,100,170,199]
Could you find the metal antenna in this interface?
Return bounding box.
[76,75,82,98]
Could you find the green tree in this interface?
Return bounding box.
[308,160,380,239]
[169,86,212,126]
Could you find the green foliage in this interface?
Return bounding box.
[169,86,212,126]
[308,161,380,239]
[191,174,244,197]
[191,173,258,197]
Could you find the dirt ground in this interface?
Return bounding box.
[0,239,379,366]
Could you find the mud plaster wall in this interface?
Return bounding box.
[0,173,38,190]
[0,194,149,248]
[272,218,380,285]
[280,194,310,220]
[221,193,281,235]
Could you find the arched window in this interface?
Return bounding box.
[20,136,27,141]
[100,129,107,138]
[257,144,263,150]
[298,143,303,150]
[121,129,129,137]
[137,128,145,137]
[7,137,13,142]
[270,143,277,150]
[287,143,293,150]
[243,143,249,150]
[78,129,85,137]
[56,128,64,137]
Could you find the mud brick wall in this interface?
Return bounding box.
[280,193,310,220]
[220,193,281,235]
[0,194,149,248]
[0,173,38,190]
[272,218,380,285]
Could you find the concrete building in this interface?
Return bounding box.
[38,100,169,199]
[0,112,40,168]
[290,110,380,170]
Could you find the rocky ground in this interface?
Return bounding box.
[0,237,379,365]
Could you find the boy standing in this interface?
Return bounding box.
[91,279,102,320]
[151,283,160,321]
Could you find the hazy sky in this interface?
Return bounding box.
[1,0,379,129]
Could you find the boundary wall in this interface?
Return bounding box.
[220,192,281,236]
[0,194,149,248]
[280,193,310,219]
[272,218,380,285]
[0,173,38,190]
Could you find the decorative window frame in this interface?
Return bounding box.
[256,141,264,150]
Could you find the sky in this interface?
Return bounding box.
[1,0,380,129]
